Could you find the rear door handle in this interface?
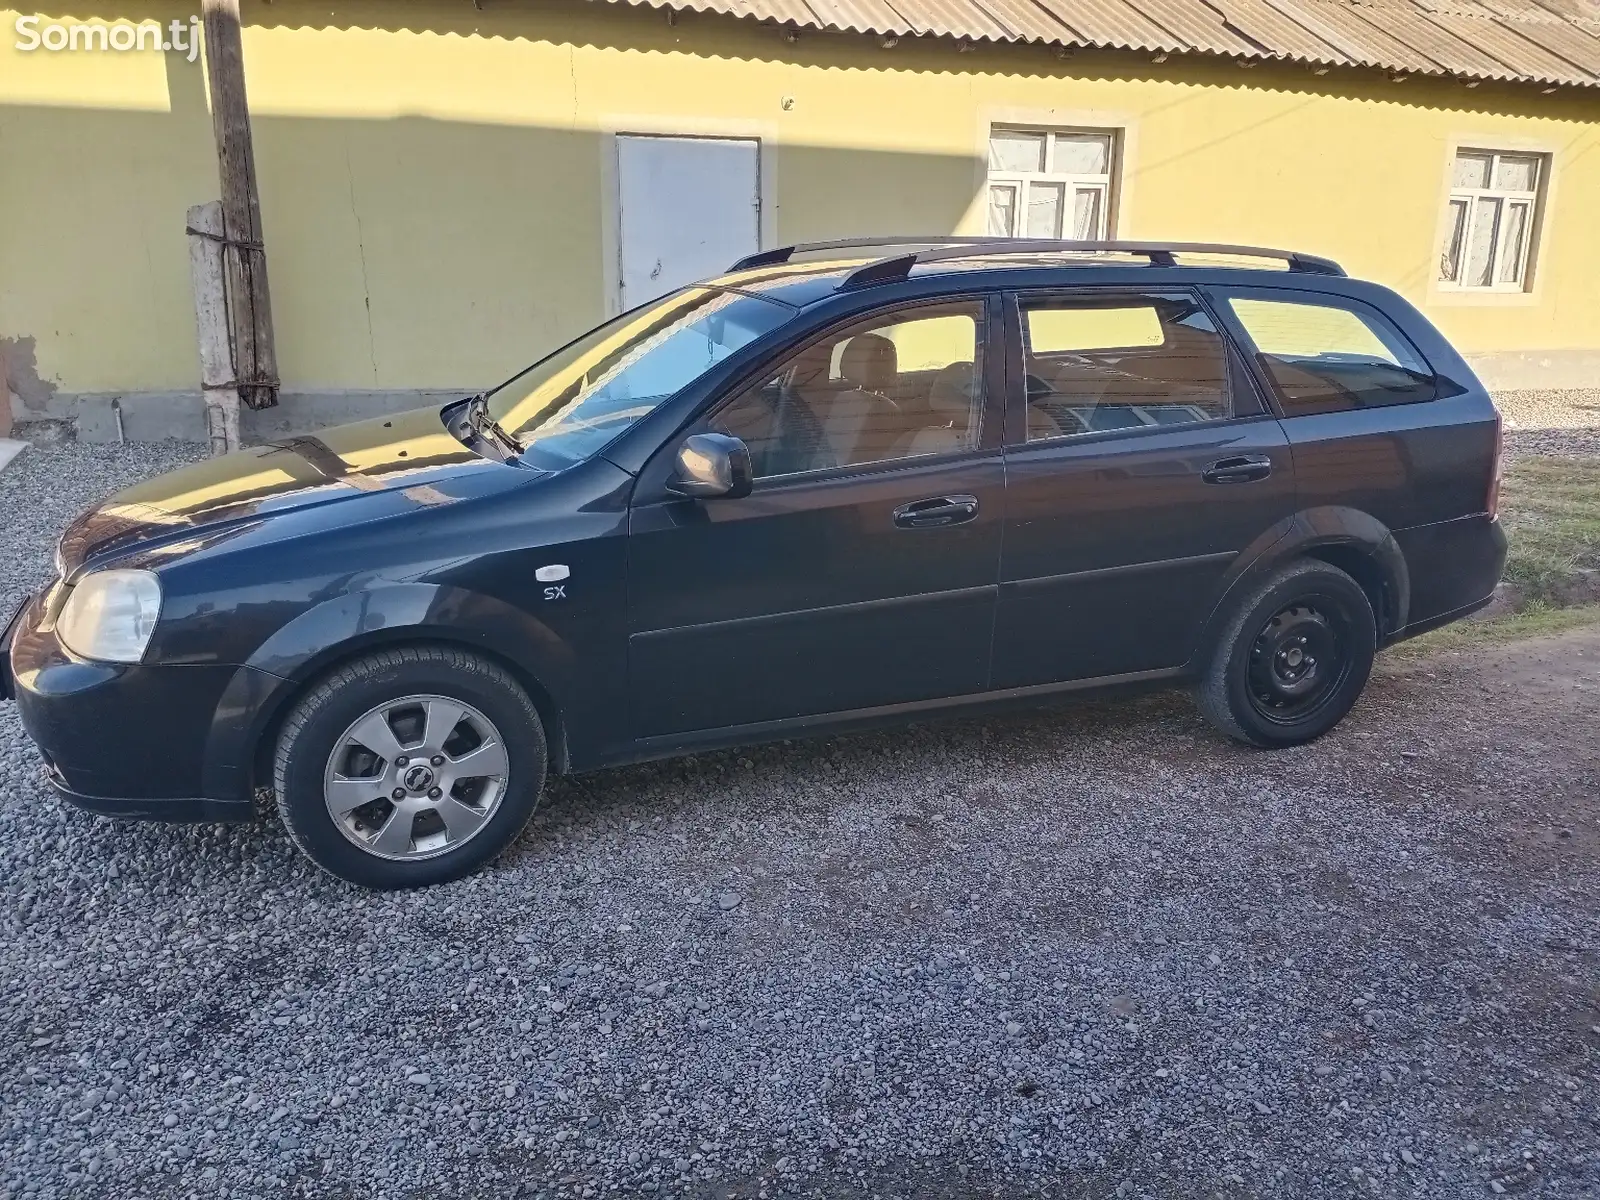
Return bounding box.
[893,494,979,529]
[1202,454,1273,485]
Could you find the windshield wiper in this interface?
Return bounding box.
[469,395,522,451]
[444,394,522,462]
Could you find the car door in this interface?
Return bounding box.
[990,287,1298,689]
[626,295,1006,741]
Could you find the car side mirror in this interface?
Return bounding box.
[668,433,753,500]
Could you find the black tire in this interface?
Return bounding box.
[1195,560,1376,749]
[273,645,548,889]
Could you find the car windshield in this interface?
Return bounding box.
[487,288,795,471]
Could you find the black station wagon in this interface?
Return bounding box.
[2,239,1507,888]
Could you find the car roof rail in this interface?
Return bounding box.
[728,237,1346,284]
[843,240,1348,288]
[728,236,1008,272]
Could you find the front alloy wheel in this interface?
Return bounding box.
[275,646,547,889]
[324,694,511,861]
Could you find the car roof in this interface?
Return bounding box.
[704,238,1354,309]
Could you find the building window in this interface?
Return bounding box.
[1438,148,1545,291]
[986,128,1116,241]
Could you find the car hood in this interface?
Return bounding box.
[57,406,521,575]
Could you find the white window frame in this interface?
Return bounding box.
[985,127,1118,241]
[1438,148,1546,293]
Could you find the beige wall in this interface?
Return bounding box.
[2,0,1597,414]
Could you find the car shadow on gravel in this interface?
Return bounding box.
[513,685,1211,856]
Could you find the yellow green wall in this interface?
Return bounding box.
[3,0,1597,413]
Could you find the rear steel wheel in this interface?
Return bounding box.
[1245,602,1353,726]
[1195,560,1376,748]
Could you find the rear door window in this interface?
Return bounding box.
[1019,293,1230,441]
[1222,294,1434,416]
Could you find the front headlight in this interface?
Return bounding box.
[57,570,163,663]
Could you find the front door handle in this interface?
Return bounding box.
[893,494,979,529]
[1202,454,1273,485]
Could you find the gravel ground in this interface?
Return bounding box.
[1495,389,1600,431]
[1497,389,1600,461]
[0,442,207,619]
[3,419,1599,1199]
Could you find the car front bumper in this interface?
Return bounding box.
[5,592,258,822]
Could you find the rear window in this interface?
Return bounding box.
[1225,295,1434,416]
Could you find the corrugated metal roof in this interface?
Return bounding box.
[1032,0,1185,50]
[639,0,816,25]
[804,0,913,35]
[1207,0,1353,62]
[1512,19,1600,74]
[608,0,1600,84]
[1436,7,1599,77]
[886,0,1012,40]
[1127,0,1268,54]
[963,0,1072,43]
[1267,0,1439,68]
[1470,0,1600,74]
[1349,2,1524,76]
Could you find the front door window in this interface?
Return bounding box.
[710,302,985,477]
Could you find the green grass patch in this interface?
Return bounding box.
[1388,601,1600,660]
[1500,457,1600,605]
[1389,456,1600,658]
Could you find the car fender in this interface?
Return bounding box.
[199,582,577,805]
[1188,506,1410,669]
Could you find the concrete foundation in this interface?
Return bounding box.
[13,388,470,444]
[1461,349,1600,393]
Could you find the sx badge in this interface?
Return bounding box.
[536,563,570,600]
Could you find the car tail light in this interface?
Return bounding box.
[1487,409,1504,520]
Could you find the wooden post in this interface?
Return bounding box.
[201,0,277,411]
[187,202,241,454]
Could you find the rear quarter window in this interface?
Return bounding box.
[1224,295,1435,417]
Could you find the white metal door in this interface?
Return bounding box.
[617,135,759,309]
